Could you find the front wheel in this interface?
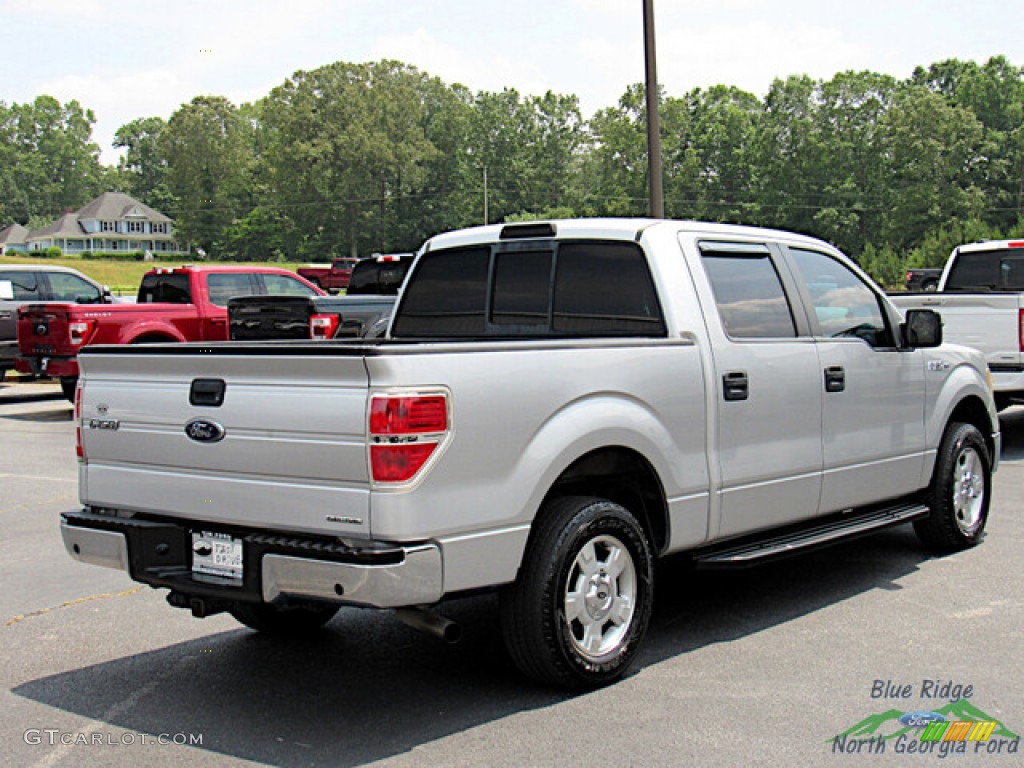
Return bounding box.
[230,601,339,635]
[914,422,991,553]
[500,496,653,689]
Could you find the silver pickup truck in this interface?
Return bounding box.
[890,239,1024,411]
[63,219,999,688]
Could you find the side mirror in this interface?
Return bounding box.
[102,286,114,304]
[903,309,942,348]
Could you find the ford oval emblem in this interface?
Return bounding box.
[899,711,946,728]
[185,418,226,443]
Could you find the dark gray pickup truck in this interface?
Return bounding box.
[228,253,412,341]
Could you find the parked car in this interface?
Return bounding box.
[904,267,943,292]
[296,258,359,293]
[15,264,322,398]
[890,238,1024,410]
[228,253,413,341]
[63,219,997,689]
[0,264,113,382]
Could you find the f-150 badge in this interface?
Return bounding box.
[185,419,226,443]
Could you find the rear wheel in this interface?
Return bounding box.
[914,422,991,553]
[230,601,339,635]
[500,496,653,689]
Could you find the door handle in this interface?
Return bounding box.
[824,366,845,393]
[0,311,12,319]
[723,371,749,401]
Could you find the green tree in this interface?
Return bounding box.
[260,60,440,258]
[161,96,256,256]
[0,96,105,224]
[112,116,175,212]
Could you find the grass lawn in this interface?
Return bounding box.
[0,254,310,296]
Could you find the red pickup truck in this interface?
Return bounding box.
[15,264,322,398]
[296,258,359,292]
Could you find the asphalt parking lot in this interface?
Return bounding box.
[1,377,1022,767]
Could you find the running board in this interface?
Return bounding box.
[693,503,929,568]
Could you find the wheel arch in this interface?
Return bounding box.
[947,394,998,463]
[539,446,670,556]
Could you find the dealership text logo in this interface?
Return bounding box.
[832,680,1019,758]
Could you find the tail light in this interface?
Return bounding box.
[69,319,97,347]
[369,392,450,483]
[74,382,84,461]
[1019,309,1024,353]
[310,314,340,340]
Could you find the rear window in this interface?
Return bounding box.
[392,240,664,338]
[137,273,191,304]
[0,270,41,301]
[945,248,1024,291]
[347,257,413,295]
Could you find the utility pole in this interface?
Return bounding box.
[643,0,664,218]
[483,165,489,225]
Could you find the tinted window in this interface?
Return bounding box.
[701,250,797,338]
[393,241,665,338]
[946,249,1024,291]
[347,257,413,295]
[138,273,191,304]
[491,250,551,325]
[262,273,319,297]
[0,271,41,301]
[553,243,664,334]
[47,272,102,303]
[789,248,890,346]
[207,273,255,306]
[392,247,489,336]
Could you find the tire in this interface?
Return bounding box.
[60,376,77,402]
[230,601,339,635]
[500,496,654,689]
[914,422,991,553]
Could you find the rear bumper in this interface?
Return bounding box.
[60,509,442,609]
[15,355,79,378]
[989,366,1024,395]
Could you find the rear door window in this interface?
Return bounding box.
[206,273,257,307]
[700,245,797,339]
[260,273,320,297]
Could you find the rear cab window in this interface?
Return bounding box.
[0,270,42,301]
[392,240,665,339]
[138,273,191,304]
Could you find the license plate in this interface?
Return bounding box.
[191,531,243,584]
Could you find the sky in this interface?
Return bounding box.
[1,0,1020,165]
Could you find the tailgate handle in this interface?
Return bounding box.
[190,378,226,407]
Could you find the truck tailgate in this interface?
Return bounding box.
[891,292,1023,368]
[78,345,373,538]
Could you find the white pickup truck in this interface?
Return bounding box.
[890,239,1024,410]
[63,219,999,689]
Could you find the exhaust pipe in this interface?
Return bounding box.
[394,606,462,644]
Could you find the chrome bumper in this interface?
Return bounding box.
[61,517,443,609]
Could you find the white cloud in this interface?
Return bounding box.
[658,21,869,97]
